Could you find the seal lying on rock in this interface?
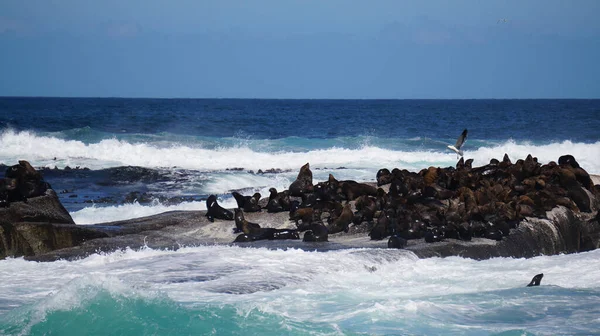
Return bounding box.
[233,209,299,241]
[388,235,407,249]
[303,223,328,242]
[205,195,234,222]
[1,160,51,206]
[324,174,378,203]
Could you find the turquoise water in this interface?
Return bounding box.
[1,246,600,335]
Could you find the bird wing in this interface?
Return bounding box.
[455,129,468,149]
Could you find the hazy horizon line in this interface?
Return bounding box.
[2,95,599,101]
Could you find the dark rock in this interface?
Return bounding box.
[0,187,81,259]
[0,222,108,259]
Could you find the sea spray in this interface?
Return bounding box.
[2,129,600,173]
[1,247,599,335]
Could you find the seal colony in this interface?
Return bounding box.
[1,154,599,262]
[205,154,599,251]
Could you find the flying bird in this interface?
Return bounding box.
[447,129,468,157]
[497,19,509,24]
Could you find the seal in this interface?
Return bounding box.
[233,234,255,242]
[205,195,234,222]
[376,168,392,186]
[234,208,261,234]
[234,208,299,240]
[353,195,377,226]
[302,223,328,242]
[327,174,378,202]
[289,163,313,197]
[558,154,580,169]
[290,207,314,231]
[327,203,353,234]
[388,235,407,249]
[4,160,50,200]
[369,213,390,240]
[231,191,262,212]
[424,228,444,243]
[271,230,300,240]
[0,177,25,206]
[266,187,290,213]
[527,273,543,287]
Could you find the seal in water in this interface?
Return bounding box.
[527,273,543,287]
[205,195,234,222]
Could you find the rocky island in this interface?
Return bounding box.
[1,154,599,262]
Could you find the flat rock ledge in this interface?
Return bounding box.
[11,202,600,262]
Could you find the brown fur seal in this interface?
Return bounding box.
[234,208,261,234]
[327,174,377,202]
[290,207,314,231]
[327,203,353,234]
[234,208,299,240]
[289,163,313,197]
[353,195,377,225]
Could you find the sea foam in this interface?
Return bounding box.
[1,247,600,335]
[2,129,600,173]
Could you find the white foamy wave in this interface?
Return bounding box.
[2,246,600,317]
[467,139,600,174]
[2,130,599,174]
[70,199,235,225]
[201,172,292,195]
[1,246,600,334]
[0,130,446,171]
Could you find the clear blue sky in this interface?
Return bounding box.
[1,0,599,98]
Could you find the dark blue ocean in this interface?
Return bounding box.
[1,98,600,335]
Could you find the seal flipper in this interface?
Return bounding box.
[527,273,543,287]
